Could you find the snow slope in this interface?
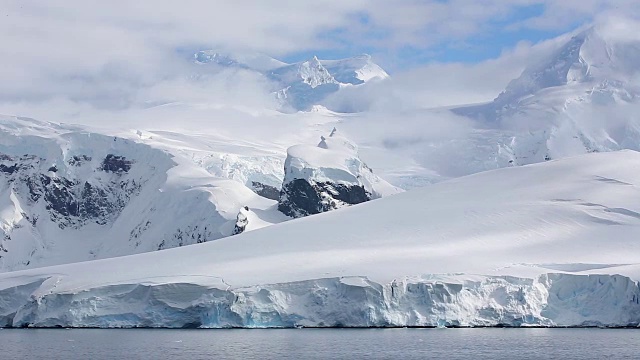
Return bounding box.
[0,116,288,272]
[0,111,403,272]
[2,151,640,327]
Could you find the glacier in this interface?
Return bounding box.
[2,273,639,328]
[4,19,640,329]
[2,150,640,328]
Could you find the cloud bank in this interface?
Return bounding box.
[0,1,638,125]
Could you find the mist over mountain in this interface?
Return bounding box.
[449,20,640,166]
[194,50,388,111]
[2,6,640,330]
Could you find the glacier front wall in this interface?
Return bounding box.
[1,273,639,328]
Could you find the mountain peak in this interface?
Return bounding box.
[192,49,390,111]
[297,57,337,88]
[492,22,640,106]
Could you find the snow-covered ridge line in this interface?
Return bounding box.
[194,50,389,111]
[0,115,287,271]
[194,51,389,84]
[447,23,640,179]
[1,273,639,328]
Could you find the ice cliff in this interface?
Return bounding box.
[1,273,639,328]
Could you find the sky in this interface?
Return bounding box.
[0,0,640,123]
[281,2,564,67]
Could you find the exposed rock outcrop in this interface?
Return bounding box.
[278,129,401,218]
[1,153,140,229]
[232,206,250,235]
[250,181,280,200]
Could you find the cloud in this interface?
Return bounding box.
[332,1,639,49]
[518,0,640,31]
[0,0,638,123]
[324,31,573,112]
[0,0,370,115]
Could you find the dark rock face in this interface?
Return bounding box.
[101,154,132,173]
[250,181,280,200]
[232,224,245,235]
[157,225,214,250]
[1,153,141,229]
[68,155,91,167]
[232,206,249,235]
[278,179,370,218]
[0,164,18,174]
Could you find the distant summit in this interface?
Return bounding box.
[194,50,389,111]
[450,20,640,169]
[296,56,338,88]
[496,24,640,105]
[455,23,640,122]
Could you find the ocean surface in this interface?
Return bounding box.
[1,328,639,359]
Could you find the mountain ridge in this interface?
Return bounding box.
[2,150,640,327]
[444,22,640,174]
[194,50,389,111]
[455,23,640,122]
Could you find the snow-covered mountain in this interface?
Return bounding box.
[0,116,296,272]
[0,115,401,272]
[3,19,640,329]
[194,51,389,111]
[2,150,640,328]
[279,128,401,217]
[452,23,640,166]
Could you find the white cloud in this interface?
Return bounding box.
[0,0,638,122]
[518,0,640,30]
[324,32,573,112]
[0,0,370,113]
